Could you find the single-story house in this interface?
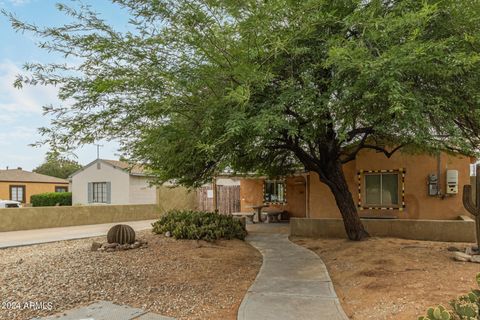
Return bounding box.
[240,150,474,220]
[70,159,157,205]
[0,168,69,204]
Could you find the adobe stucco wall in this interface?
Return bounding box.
[290,217,476,243]
[128,176,157,204]
[0,182,69,205]
[354,150,470,220]
[0,204,161,232]
[240,176,307,218]
[309,151,471,220]
[309,151,470,220]
[240,151,472,220]
[157,186,198,212]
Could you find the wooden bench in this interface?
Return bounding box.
[231,212,256,223]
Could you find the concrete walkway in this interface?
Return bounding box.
[238,233,348,320]
[0,220,156,249]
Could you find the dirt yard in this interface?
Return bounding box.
[0,230,262,320]
[292,236,480,320]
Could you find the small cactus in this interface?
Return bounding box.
[418,305,451,320]
[419,273,480,320]
[451,300,478,319]
[107,224,136,244]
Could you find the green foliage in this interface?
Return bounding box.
[419,273,480,320]
[4,0,480,186]
[418,306,451,320]
[33,152,82,179]
[5,1,480,239]
[152,210,247,241]
[30,192,72,207]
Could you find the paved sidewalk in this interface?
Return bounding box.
[32,301,174,320]
[0,220,156,249]
[238,233,348,320]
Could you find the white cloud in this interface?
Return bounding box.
[0,125,38,146]
[0,60,59,117]
[5,0,30,6]
[0,113,15,124]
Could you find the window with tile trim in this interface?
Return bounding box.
[263,180,286,203]
[363,172,399,207]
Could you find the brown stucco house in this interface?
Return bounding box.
[239,150,474,220]
[0,168,69,205]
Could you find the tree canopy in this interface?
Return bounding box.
[5,0,480,239]
[33,152,82,179]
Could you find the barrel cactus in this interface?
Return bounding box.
[107,224,136,244]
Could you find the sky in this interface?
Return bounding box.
[0,0,131,170]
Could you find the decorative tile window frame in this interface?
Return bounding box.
[357,168,406,211]
[263,179,287,204]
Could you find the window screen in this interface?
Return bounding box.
[365,173,399,207]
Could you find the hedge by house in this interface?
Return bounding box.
[152,210,247,241]
[31,192,72,207]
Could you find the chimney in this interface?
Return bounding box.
[17,167,22,170]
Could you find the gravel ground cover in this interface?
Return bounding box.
[0,230,262,320]
[292,236,480,320]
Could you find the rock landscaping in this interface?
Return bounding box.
[452,246,480,263]
[91,239,148,252]
[0,230,262,320]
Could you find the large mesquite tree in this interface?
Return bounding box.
[5,0,480,240]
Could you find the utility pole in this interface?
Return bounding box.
[94,144,104,159]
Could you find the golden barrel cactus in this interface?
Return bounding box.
[107,224,136,244]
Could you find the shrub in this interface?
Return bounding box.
[152,210,247,241]
[418,273,480,320]
[31,192,72,207]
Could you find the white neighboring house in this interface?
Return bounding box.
[70,159,157,205]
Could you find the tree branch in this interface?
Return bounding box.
[362,144,406,158]
[340,132,370,164]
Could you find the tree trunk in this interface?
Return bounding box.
[319,160,369,241]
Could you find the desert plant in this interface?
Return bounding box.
[418,306,451,320]
[463,164,480,251]
[30,192,72,207]
[419,274,480,320]
[107,224,136,244]
[152,210,247,241]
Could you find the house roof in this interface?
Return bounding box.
[101,159,147,176]
[69,159,150,178]
[0,169,69,184]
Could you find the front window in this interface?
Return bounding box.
[364,173,399,207]
[10,185,25,203]
[264,180,286,203]
[92,182,107,203]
